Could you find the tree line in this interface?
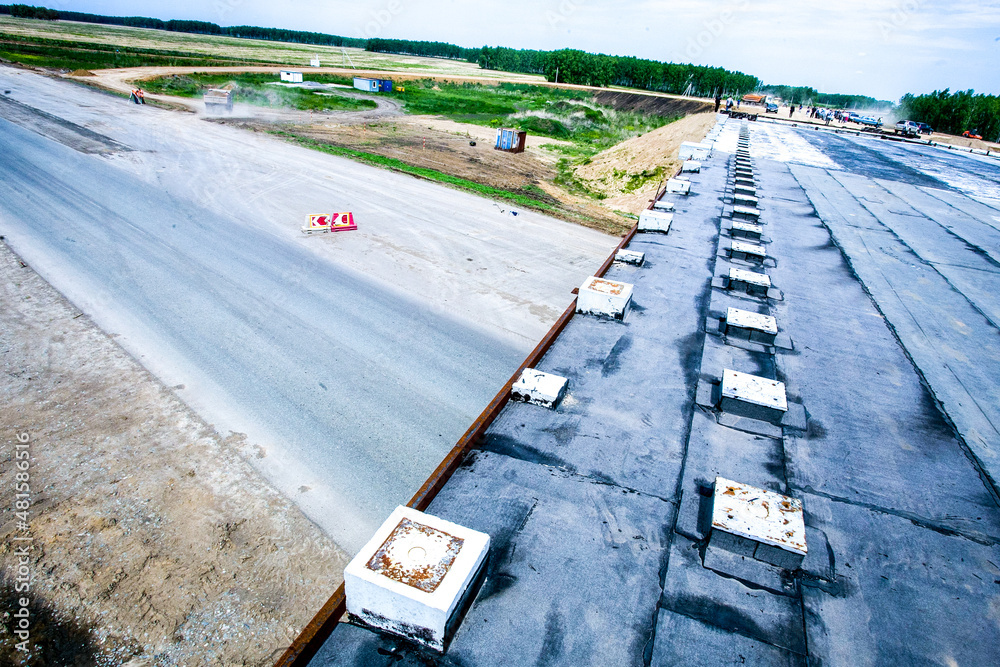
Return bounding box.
[479,46,759,97]
[0,5,365,45]
[366,38,478,62]
[758,85,891,110]
[1,3,56,19]
[899,90,1000,140]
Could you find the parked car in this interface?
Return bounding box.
[962,130,983,139]
[895,120,920,137]
[916,122,933,135]
[765,102,779,113]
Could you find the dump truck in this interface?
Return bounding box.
[204,88,233,113]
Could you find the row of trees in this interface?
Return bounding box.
[0,5,365,45]
[1,4,56,19]
[759,85,891,110]
[366,38,478,62]
[899,89,1000,140]
[477,46,759,96]
[224,26,364,47]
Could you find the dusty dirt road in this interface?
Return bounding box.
[0,242,348,666]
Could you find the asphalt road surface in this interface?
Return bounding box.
[0,67,614,553]
[716,121,1000,488]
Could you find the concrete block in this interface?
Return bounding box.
[679,141,712,160]
[652,198,675,211]
[576,276,633,320]
[726,267,771,296]
[710,527,758,557]
[695,379,717,409]
[734,184,757,196]
[719,368,787,424]
[510,368,568,409]
[733,205,762,221]
[666,178,691,195]
[781,402,808,431]
[711,477,806,571]
[638,209,673,233]
[703,542,791,595]
[717,412,784,439]
[614,249,645,266]
[725,307,777,345]
[754,542,806,570]
[735,177,756,188]
[345,506,490,652]
[681,160,702,173]
[731,220,763,240]
[734,193,759,207]
[728,240,767,264]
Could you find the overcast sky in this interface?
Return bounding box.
[53,1,1000,101]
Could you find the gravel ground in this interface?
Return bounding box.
[0,242,348,666]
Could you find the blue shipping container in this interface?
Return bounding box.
[494,128,526,153]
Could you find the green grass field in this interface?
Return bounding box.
[0,33,264,70]
[385,80,675,153]
[0,15,521,77]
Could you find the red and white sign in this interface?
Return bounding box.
[330,212,356,231]
[304,212,357,233]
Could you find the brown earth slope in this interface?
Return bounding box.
[0,243,348,666]
[575,111,718,214]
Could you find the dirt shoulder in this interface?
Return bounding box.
[0,242,348,666]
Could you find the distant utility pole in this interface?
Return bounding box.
[555,67,559,84]
[342,47,357,69]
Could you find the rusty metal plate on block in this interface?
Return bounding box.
[344,506,491,652]
[366,517,464,593]
[577,276,634,320]
[712,477,807,558]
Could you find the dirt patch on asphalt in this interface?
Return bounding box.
[0,243,348,666]
[575,111,718,213]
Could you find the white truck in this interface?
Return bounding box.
[204,88,233,113]
[895,120,920,138]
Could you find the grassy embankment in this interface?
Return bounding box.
[384,80,679,199]
[141,72,377,112]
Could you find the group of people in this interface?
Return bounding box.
[714,95,742,112]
